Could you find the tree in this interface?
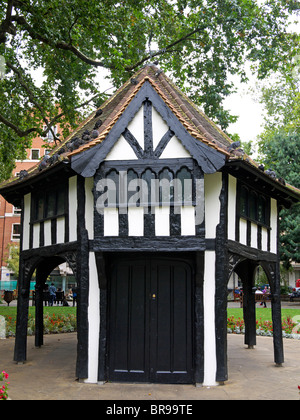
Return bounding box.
[258,131,300,269]
[0,0,299,180]
[256,46,300,268]
[5,242,20,279]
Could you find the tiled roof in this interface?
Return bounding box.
[67,65,232,157]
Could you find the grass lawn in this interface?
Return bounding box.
[0,305,76,318]
[1,304,299,322]
[227,307,300,322]
[0,303,299,338]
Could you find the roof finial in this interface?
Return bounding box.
[136,31,166,67]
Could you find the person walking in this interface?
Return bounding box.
[71,286,77,307]
[49,283,56,307]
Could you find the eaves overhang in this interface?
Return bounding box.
[0,161,74,207]
[225,159,300,209]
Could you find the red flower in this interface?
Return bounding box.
[1,371,8,379]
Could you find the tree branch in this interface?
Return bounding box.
[11,14,203,73]
[0,78,112,140]
[0,5,206,140]
[0,0,15,44]
[0,112,40,137]
[12,15,110,68]
[125,27,203,71]
[6,60,59,141]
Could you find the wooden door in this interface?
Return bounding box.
[108,255,194,383]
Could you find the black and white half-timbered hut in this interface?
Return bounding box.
[1,65,299,386]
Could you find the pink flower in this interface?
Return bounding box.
[1,371,8,379]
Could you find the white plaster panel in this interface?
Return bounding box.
[181,206,196,236]
[104,208,119,236]
[44,220,52,246]
[85,177,94,240]
[204,173,222,238]
[251,222,257,249]
[261,227,268,251]
[105,135,138,161]
[69,176,77,242]
[127,105,144,149]
[270,198,277,254]
[128,207,144,236]
[159,135,191,159]
[152,106,169,149]
[203,250,217,386]
[85,252,100,384]
[227,175,237,241]
[155,206,170,236]
[239,218,247,246]
[22,193,31,251]
[56,217,65,244]
[32,223,40,248]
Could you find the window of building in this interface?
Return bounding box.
[257,196,267,225]
[31,149,40,160]
[43,125,57,141]
[32,184,67,222]
[238,183,270,226]
[12,224,21,240]
[98,166,194,209]
[13,206,21,215]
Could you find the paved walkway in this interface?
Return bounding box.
[1,299,299,400]
[1,332,300,400]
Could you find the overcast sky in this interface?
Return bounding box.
[225,14,300,144]
[30,11,299,147]
[224,73,264,144]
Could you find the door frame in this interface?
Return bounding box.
[97,252,204,384]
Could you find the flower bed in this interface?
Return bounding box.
[227,316,300,339]
[4,312,77,337]
[2,307,299,339]
[0,371,9,400]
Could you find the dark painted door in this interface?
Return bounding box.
[108,255,194,383]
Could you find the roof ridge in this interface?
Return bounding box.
[159,71,235,146]
[144,75,229,155]
[68,70,229,158]
[68,72,151,156]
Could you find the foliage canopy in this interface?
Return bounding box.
[0,0,299,179]
[257,69,300,269]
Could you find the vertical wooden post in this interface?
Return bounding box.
[236,260,257,348]
[271,206,284,365]
[243,268,257,348]
[261,259,284,365]
[215,173,229,383]
[34,273,44,348]
[14,258,29,363]
[76,176,89,380]
[271,267,284,365]
[194,252,204,384]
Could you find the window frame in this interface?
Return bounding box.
[11,223,21,241]
[31,183,68,223]
[237,182,270,227]
[43,125,57,141]
[98,161,195,209]
[31,149,40,160]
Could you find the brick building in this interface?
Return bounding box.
[0,129,56,287]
